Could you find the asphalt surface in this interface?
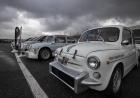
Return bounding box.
[0,43,140,98]
[0,43,34,98]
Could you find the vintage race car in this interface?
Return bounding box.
[25,35,70,60]
[49,25,139,96]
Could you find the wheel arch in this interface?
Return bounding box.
[39,47,52,53]
[104,61,124,91]
[114,62,124,77]
[103,62,124,95]
[38,47,52,58]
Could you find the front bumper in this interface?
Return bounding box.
[25,51,38,59]
[49,61,101,93]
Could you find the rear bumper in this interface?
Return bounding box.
[49,61,101,93]
[25,51,38,59]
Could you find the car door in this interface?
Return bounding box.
[122,28,137,74]
[39,36,55,51]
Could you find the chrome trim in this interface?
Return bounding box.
[68,62,81,66]
[81,78,101,86]
[49,61,102,93]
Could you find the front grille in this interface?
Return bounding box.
[52,66,74,88]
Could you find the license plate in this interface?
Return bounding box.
[58,57,69,65]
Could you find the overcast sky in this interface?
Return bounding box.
[0,0,140,39]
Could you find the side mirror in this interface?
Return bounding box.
[121,40,129,45]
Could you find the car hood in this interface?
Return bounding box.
[23,41,38,44]
[62,42,120,57]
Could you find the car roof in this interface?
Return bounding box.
[84,25,129,33]
[54,35,67,37]
[92,25,127,29]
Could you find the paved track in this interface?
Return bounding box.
[0,43,34,98]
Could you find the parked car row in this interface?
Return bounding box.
[12,25,139,97]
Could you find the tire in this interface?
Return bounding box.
[39,48,51,60]
[105,66,122,97]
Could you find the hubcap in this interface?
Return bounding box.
[113,69,122,94]
[41,50,50,59]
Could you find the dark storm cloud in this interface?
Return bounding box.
[0,6,17,22]
[2,0,140,19]
[43,16,72,31]
[0,0,140,38]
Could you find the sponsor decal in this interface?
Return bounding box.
[109,54,124,60]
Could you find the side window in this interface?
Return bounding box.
[41,36,47,42]
[122,29,132,44]
[43,36,54,42]
[55,36,66,43]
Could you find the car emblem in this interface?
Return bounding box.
[62,57,69,65]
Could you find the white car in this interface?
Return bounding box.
[49,25,139,96]
[132,29,140,60]
[25,35,69,60]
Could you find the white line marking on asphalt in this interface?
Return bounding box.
[14,53,48,98]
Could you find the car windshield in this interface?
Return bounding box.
[36,36,46,41]
[79,27,120,42]
[32,37,38,41]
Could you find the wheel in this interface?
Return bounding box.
[105,66,122,96]
[39,48,51,60]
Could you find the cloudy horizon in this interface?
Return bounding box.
[0,0,140,39]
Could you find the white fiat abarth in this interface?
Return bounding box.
[49,25,139,96]
[25,35,69,60]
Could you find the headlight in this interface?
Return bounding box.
[87,56,100,70]
[54,51,58,57]
[28,45,32,50]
